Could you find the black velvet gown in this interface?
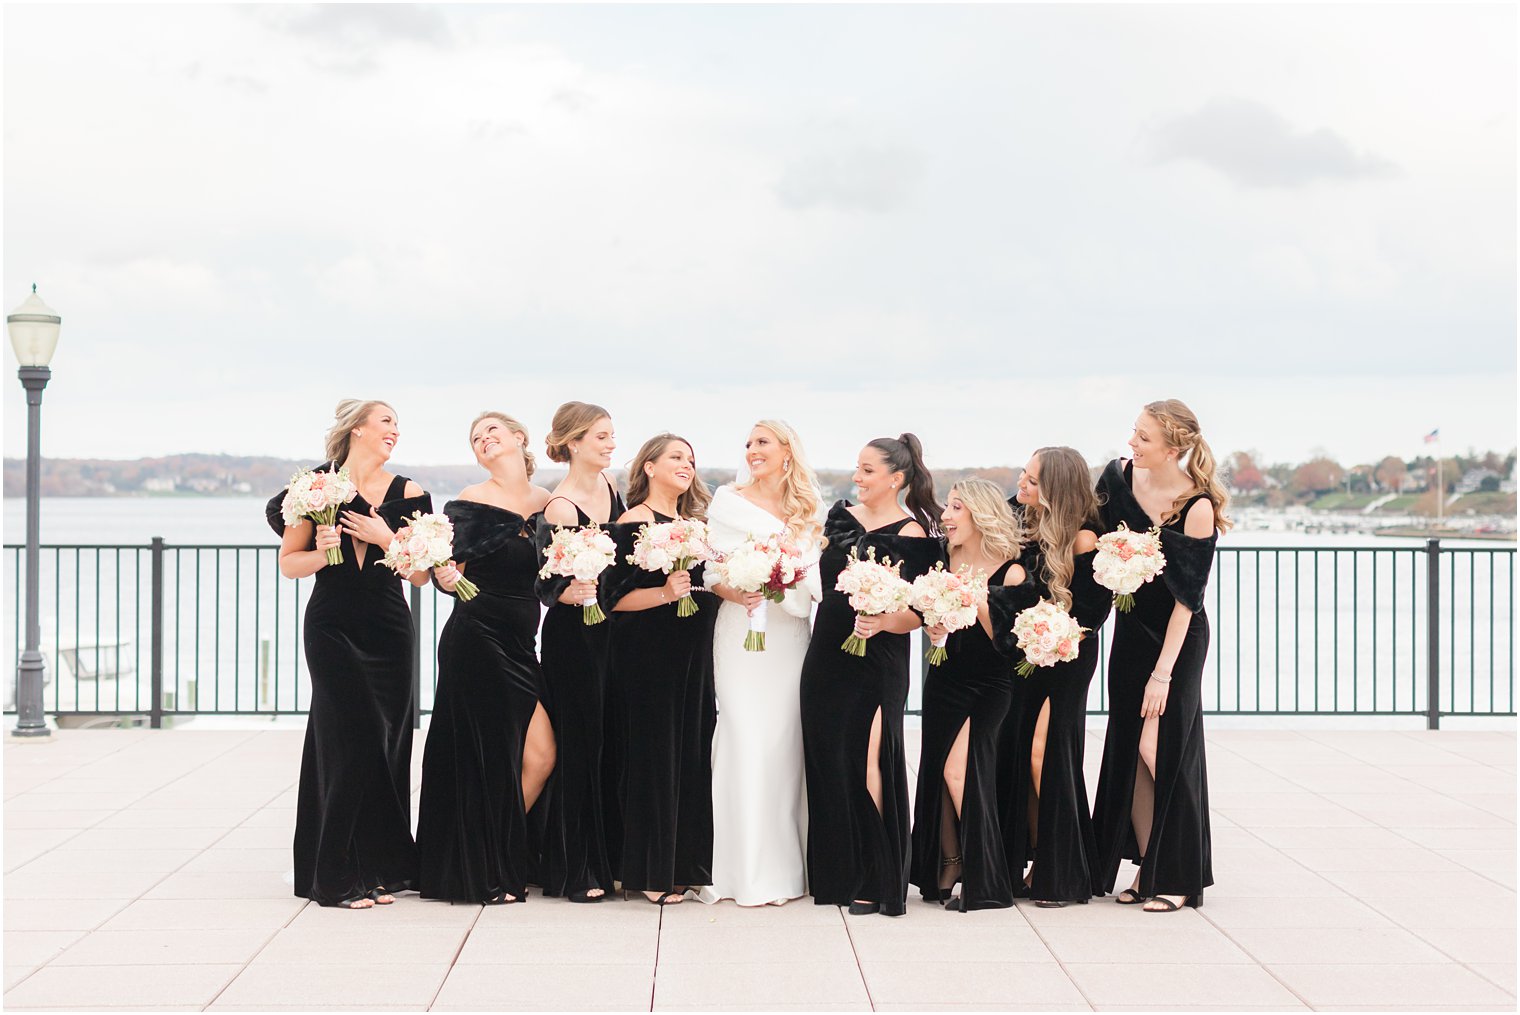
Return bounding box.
[267,471,431,907]
[1091,458,1217,905]
[997,527,1111,903]
[800,503,939,916]
[534,478,626,899]
[605,511,719,894]
[416,501,545,903]
[908,554,1023,911]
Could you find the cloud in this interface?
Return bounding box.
[276,4,451,47]
[1144,97,1399,187]
[775,143,926,213]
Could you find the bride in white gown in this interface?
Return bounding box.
[698,420,823,906]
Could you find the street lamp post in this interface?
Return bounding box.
[9,285,61,739]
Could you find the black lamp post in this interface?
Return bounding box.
[9,285,61,739]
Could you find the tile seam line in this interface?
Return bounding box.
[836,903,877,1011]
[423,902,484,1011]
[997,896,1095,1011]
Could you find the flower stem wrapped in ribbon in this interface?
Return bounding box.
[1010,599,1087,677]
[1092,521,1167,613]
[280,465,358,566]
[835,546,914,657]
[710,533,808,651]
[539,525,618,624]
[910,562,989,666]
[626,518,715,618]
[380,511,479,601]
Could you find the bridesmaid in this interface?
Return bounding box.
[1091,399,1229,912]
[909,477,1026,912]
[273,400,432,909]
[416,412,554,905]
[801,434,940,918]
[999,447,1111,907]
[607,434,719,905]
[534,401,623,903]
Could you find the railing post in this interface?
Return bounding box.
[409,584,423,730]
[1426,538,1440,730]
[150,537,165,729]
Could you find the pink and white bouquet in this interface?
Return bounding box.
[539,525,619,625]
[280,465,358,566]
[1093,522,1167,613]
[627,518,715,618]
[381,511,479,601]
[911,563,989,666]
[836,546,914,657]
[1010,599,1087,677]
[710,534,784,651]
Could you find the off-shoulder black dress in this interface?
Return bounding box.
[1091,458,1216,905]
[800,502,939,916]
[534,478,625,899]
[908,555,1022,911]
[416,501,545,903]
[605,511,719,894]
[997,526,1111,904]
[268,471,431,907]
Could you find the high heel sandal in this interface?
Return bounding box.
[847,900,880,916]
[935,854,963,906]
[484,889,523,906]
[568,889,605,904]
[1143,895,1191,912]
[366,886,396,905]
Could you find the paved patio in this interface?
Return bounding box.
[3,727,1514,1012]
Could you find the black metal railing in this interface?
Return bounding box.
[5,540,1515,728]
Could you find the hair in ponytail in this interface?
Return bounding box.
[867,432,942,535]
[1023,447,1101,609]
[1143,399,1233,532]
[323,399,393,466]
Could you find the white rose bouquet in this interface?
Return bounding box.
[1093,522,1167,613]
[280,465,358,566]
[710,534,781,651]
[1010,599,1087,677]
[835,546,914,657]
[538,525,619,624]
[380,511,478,600]
[911,563,989,666]
[627,518,715,618]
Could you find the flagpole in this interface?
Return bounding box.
[1436,436,1443,525]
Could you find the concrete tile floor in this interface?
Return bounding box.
[3,728,1514,1012]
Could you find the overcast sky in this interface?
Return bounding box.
[4,3,1514,474]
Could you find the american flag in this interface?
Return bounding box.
[1423,429,1440,444]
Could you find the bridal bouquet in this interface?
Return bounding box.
[539,525,618,624]
[910,563,989,666]
[1011,599,1086,676]
[761,538,812,604]
[280,465,358,565]
[710,534,783,651]
[381,511,479,601]
[836,546,914,657]
[1093,522,1167,613]
[627,518,714,617]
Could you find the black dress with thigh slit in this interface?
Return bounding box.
[416,501,545,903]
[1090,458,1216,905]
[605,511,719,894]
[997,526,1110,903]
[268,471,431,907]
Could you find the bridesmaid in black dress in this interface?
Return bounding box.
[534,401,624,902]
[909,477,1026,912]
[274,399,432,909]
[801,434,940,918]
[998,447,1110,907]
[1091,399,1229,912]
[416,412,554,904]
[607,433,719,905]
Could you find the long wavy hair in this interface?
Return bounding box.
[950,477,1023,563]
[626,433,712,521]
[743,419,823,544]
[469,410,537,478]
[1023,446,1101,609]
[1144,399,1233,532]
[323,399,392,465]
[867,432,941,535]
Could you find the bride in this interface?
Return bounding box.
[698,419,823,906]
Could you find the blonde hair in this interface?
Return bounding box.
[950,477,1023,563]
[470,411,537,479]
[324,399,393,465]
[627,433,712,521]
[1143,399,1233,532]
[743,419,823,544]
[1022,447,1101,609]
[544,401,611,464]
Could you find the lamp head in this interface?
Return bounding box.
[8,285,61,368]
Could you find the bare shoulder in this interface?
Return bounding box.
[526,486,554,512]
[619,504,655,524]
[543,497,579,526]
[1183,497,1216,539]
[403,479,424,499]
[899,520,926,538]
[456,480,490,503]
[1003,561,1027,586]
[1074,529,1099,554]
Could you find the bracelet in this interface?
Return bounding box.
[1150,672,1172,684]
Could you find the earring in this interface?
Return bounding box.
[783,459,792,473]
[571,447,578,454]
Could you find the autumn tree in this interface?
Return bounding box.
[1374,455,1408,493]
[1290,457,1345,495]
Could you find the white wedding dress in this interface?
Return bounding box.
[698,485,822,906]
